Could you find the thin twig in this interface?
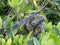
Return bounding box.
[41,0,46,7]
[6,8,13,16]
[38,2,49,13]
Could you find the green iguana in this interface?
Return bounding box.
[4,13,45,36]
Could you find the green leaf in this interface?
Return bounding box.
[6,15,14,26]
[59,38,60,44]
[0,38,6,45]
[17,0,27,12]
[41,33,49,45]
[27,39,33,45]
[39,32,45,42]
[53,25,59,35]
[19,35,23,45]
[57,22,60,31]
[23,31,32,45]
[24,4,32,12]
[33,37,40,45]
[51,1,59,6]
[45,39,56,45]
[0,16,2,29]
[49,32,59,45]
[46,22,53,31]
[8,0,19,8]
[13,35,19,45]
[6,38,12,45]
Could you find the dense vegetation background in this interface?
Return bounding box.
[0,0,60,45]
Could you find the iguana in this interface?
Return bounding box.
[3,13,44,36]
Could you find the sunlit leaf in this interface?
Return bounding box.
[41,33,49,45]
[8,0,19,8]
[46,22,53,31]
[0,38,6,45]
[0,16,2,29]
[45,39,56,45]
[17,0,27,12]
[57,22,60,31]
[23,4,32,12]
[6,38,12,45]
[49,32,59,45]
[13,35,19,45]
[19,35,23,45]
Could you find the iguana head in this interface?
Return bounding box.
[26,14,45,35]
[31,14,44,26]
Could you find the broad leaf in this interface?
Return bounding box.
[23,31,32,45]
[0,16,2,29]
[6,38,12,45]
[8,0,19,8]
[19,35,23,45]
[57,22,60,31]
[45,39,56,45]
[33,37,40,45]
[46,22,53,31]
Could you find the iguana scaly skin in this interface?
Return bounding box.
[5,13,44,35]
